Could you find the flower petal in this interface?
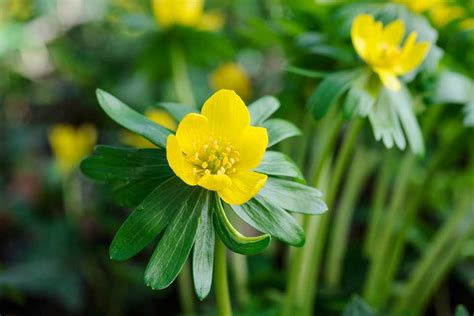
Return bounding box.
[375,68,401,91]
[382,19,405,46]
[198,174,232,191]
[236,126,268,170]
[395,41,430,75]
[218,171,267,205]
[351,14,375,61]
[166,135,198,185]
[176,113,210,155]
[201,89,250,143]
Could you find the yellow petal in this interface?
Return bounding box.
[146,109,177,131]
[395,41,430,75]
[166,135,198,185]
[176,113,210,155]
[375,68,401,91]
[218,171,267,205]
[236,126,268,170]
[201,89,250,143]
[351,14,375,61]
[198,12,224,31]
[383,19,405,46]
[152,0,204,27]
[210,63,252,101]
[198,174,232,191]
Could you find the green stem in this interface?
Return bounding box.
[215,237,232,316]
[300,118,364,316]
[325,147,378,290]
[62,172,83,221]
[394,197,474,314]
[177,261,195,315]
[363,150,393,257]
[231,252,250,307]
[170,41,195,107]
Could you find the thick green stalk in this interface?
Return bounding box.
[394,198,474,314]
[325,147,378,290]
[177,261,195,315]
[62,172,83,221]
[363,151,393,257]
[281,111,342,316]
[215,237,233,316]
[300,119,364,316]
[231,252,249,307]
[170,41,195,107]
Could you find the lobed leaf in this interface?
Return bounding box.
[213,196,271,255]
[258,177,327,215]
[109,177,196,261]
[262,118,301,147]
[144,189,206,290]
[248,95,280,125]
[255,151,304,181]
[231,195,305,247]
[192,192,215,300]
[96,89,171,148]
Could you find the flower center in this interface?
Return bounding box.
[187,138,240,179]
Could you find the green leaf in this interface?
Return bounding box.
[155,102,197,122]
[109,177,195,261]
[231,195,305,247]
[213,196,271,255]
[144,189,205,290]
[368,89,406,151]
[343,85,375,119]
[342,296,375,316]
[454,305,470,316]
[308,69,363,119]
[434,71,474,105]
[389,87,425,156]
[248,95,280,125]
[262,119,301,147]
[258,177,327,215]
[255,151,304,180]
[109,179,164,208]
[80,145,173,181]
[192,192,215,300]
[96,89,171,148]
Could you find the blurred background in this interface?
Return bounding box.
[0,0,473,315]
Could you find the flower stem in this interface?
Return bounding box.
[177,260,195,315]
[170,40,195,107]
[215,237,232,316]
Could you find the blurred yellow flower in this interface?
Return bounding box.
[152,0,223,31]
[49,124,97,175]
[121,109,177,148]
[210,63,252,101]
[394,0,465,27]
[459,18,474,31]
[167,89,268,205]
[351,14,430,91]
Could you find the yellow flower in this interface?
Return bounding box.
[393,0,436,13]
[121,109,176,148]
[210,63,252,101]
[394,0,465,28]
[351,14,430,91]
[459,18,474,31]
[152,0,223,31]
[166,89,268,205]
[49,124,97,175]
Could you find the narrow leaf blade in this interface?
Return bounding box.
[248,96,280,125]
[255,151,304,180]
[262,119,301,147]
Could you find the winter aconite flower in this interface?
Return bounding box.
[167,89,267,205]
[152,0,223,31]
[351,14,430,91]
[121,109,176,148]
[49,124,97,175]
[210,63,252,101]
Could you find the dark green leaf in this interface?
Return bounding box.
[96,89,171,148]
[192,192,215,300]
[81,145,173,181]
[109,177,195,261]
[248,96,280,125]
[262,119,301,147]
[258,177,327,215]
[342,296,374,316]
[109,179,163,208]
[144,189,205,290]
[255,151,304,180]
[213,196,271,255]
[155,102,197,122]
[308,69,363,119]
[231,195,305,247]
